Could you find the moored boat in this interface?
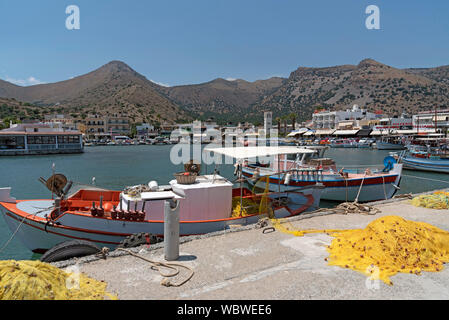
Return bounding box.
[399,143,449,173]
[0,147,323,253]
[376,136,406,150]
[233,146,403,202]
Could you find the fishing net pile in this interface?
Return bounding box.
[231,197,269,218]
[326,215,449,285]
[270,215,449,285]
[0,260,117,300]
[411,191,449,210]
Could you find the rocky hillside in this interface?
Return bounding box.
[0,97,44,121]
[1,59,448,125]
[160,77,285,123]
[0,61,189,124]
[258,59,449,122]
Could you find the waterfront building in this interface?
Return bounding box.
[81,115,130,140]
[107,115,130,137]
[0,123,83,156]
[82,115,107,140]
[413,110,449,134]
[44,114,78,131]
[372,114,413,131]
[136,123,157,140]
[312,104,377,129]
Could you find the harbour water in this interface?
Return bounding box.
[1,145,448,261]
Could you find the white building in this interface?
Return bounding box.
[312,104,377,129]
[413,110,449,133]
[372,115,413,131]
[136,123,156,139]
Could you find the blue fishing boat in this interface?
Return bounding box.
[399,143,449,173]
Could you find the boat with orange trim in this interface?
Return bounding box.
[0,146,323,254]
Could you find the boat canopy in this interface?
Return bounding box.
[204,146,316,160]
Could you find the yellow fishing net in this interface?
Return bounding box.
[231,197,259,218]
[231,197,271,218]
[326,216,449,285]
[0,260,118,300]
[411,191,449,210]
[253,177,449,285]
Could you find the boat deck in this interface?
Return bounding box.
[16,200,54,219]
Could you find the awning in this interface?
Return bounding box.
[357,129,372,137]
[315,129,335,135]
[287,128,308,137]
[434,116,449,121]
[416,116,433,120]
[338,121,354,126]
[333,130,359,135]
[303,131,315,136]
[204,146,316,160]
[396,130,418,134]
[370,130,389,136]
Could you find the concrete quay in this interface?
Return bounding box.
[59,195,449,300]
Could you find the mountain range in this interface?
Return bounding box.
[1,59,448,125]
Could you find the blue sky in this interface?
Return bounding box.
[0,0,448,87]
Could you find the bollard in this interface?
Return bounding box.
[164,199,180,261]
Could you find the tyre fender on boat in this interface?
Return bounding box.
[40,240,101,263]
[118,232,161,248]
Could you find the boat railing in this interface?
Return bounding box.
[272,168,326,182]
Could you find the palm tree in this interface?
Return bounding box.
[288,113,296,131]
[282,115,288,135]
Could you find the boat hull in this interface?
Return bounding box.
[402,157,449,174]
[0,191,315,253]
[376,142,405,150]
[243,165,402,202]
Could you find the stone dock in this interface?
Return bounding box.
[55,193,449,300]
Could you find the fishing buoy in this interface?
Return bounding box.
[104,202,114,212]
[148,181,158,191]
[284,173,292,185]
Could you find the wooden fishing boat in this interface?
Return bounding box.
[0,148,323,253]
[399,144,449,174]
[221,146,403,202]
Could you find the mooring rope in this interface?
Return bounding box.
[116,248,194,287]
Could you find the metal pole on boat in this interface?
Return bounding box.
[164,199,180,261]
[240,162,243,216]
[277,154,281,193]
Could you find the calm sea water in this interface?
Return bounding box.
[1,145,448,260]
